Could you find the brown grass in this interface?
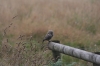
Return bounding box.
[0,0,100,65]
[1,0,100,41]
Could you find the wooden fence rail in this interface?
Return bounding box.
[48,42,100,66]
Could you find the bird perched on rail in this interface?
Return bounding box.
[42,30,53,43]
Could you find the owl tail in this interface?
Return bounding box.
[42,39,45,43]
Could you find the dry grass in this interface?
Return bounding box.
[0,37,53,66]
[0,0,100,66]
[0,0,100,41]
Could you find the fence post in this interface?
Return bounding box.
[93,52,100,66]
[48,42,100,64]
[49,40,61,62]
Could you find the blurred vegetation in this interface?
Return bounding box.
[0,0,100,66]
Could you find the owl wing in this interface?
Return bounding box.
[44,33,52,40]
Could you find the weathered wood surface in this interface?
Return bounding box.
[48,42,100,64]
[51,40,61,62]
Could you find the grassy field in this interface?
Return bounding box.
[0,0,100,66]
